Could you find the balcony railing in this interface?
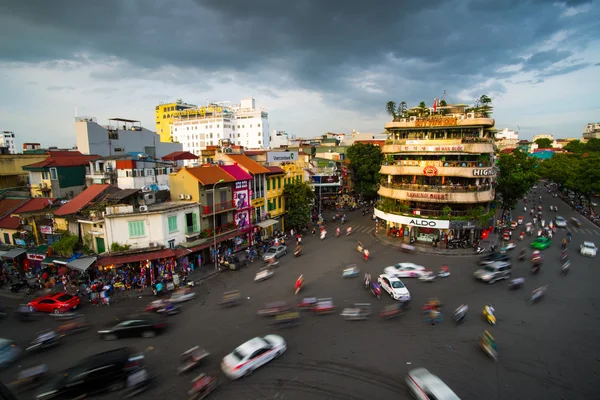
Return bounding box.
[202,200,235,215]
[381,182,493,193]
[384,137,493,145]
[376,204,471,217]
[201,221,238,238]
[386,161,494,168]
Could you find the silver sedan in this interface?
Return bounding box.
[262,245,288,261]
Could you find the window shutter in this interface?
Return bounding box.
[128,222,135,238]
[192,213,199,232]
[267,179,270,190]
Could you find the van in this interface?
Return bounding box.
[474,261,512,284]
[406,368,461,400]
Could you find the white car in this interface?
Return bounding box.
[221,335,286,379]
[580,241,597,257]
[377,274,411,301]
[406,368,460,400]
[384,263,426,278]
[554,216,567,228]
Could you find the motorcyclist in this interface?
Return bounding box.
[567,232,572,242]
[483,330,496,351]
[561,238,568,249]
[519,249,526,259]
[295,245,302,255]
[346,226,352,235]
[455,304,468,319]
[364,272,371,288]
[486,303,495,316]
[295,275,304,292]
[561,249,568,260]
[336,227,340,237]
[37,329,58,344]
[363,248,370,262]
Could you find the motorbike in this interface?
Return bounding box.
[335,230,340,237]
[560,252,568,262]
[475,247,486,254]
[561,261,571,275]
[530,286,547,304]
[454,305,468,324]
[519,232,524,241]
[182,276,195,287]
[295,279,304,295]
[177,346,209,375]
[483,305,496,325]
[294,248,302,257]
[320,231,327,240]
[152,282,167,296]
[480,332,498,361]
[188,373,220,400]
[10,278,30,293]
[438,267,450,278]
[508,277,525,290]
[26,331,60,352]
[519,250,526,261]
[364,276,370,290]
[346,228,353,236]
[370,283,381,299]
[8,364,49,393]
[537,229,543,237]
[531,264,541,274]
[56,317,91,336]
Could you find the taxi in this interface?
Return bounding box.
[221,335,286,379]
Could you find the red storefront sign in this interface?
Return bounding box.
[27,253,45,261]
[423,166,438,177]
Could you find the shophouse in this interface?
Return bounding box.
[0,198,57,247]
[0,153,48,189]
[265,166,286,234]
[22,151,101,198]
[85,154,174,190]
[377,104,496,245]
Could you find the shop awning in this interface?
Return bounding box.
[41,256,70,265]
[67,256,97,272]
[174,228,249,258]
[1,248,26,259]
[96,248,176,267]
[257,219,279,228]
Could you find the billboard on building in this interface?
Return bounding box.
[267,151,298,162]
[233,180,250,228]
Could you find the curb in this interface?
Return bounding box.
[370,232,501,257]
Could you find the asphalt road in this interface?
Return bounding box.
[1,188,599,400]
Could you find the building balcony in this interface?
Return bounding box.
[384,117,495,130]
[202,200,236,215]
[200,221,238,238]
[380,164,495,178]
[378,183,494,204]
[382,140,494,154]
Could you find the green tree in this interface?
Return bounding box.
[538,153,576,187]
[347,143,384,198]
[385,101,397,120]
[283,181,315,230]
[568,154,600,213]
[534,138,553,149]
[562,140,586,153]
[397,101,407,118]
[496,149,539,213]
[51,233,80,257]
[478,95,493,117]
[418,101,428,117]
[585,138,600,152]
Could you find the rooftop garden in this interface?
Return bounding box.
[385,95,494,121]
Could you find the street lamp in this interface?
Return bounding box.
[213,179,225,270]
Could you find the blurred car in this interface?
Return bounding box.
[377,274,411,301]
[571,217,582,227]
[474,261,512,284]
[580,241,597,257]
[28,293,80,314]
[98,314,167,340]
[406,368,460,400]
[221,335,286,379]
[167,289,196,303]
[531,237,552,250]
[35,347,145,399]
[384,263,426,278]
[554,216,567,227]
[479,252,510,266]
[0,338,21,368]
[262,245,287,261]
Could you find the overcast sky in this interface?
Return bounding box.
[1,0,599,149]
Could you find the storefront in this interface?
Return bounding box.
[96,248,177,284]
[256,219,279,239]
[24,245,50,275]
[1,248,27,275]
[373,208,450,244]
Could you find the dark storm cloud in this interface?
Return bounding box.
[0,0,598,110]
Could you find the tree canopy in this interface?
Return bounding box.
[534,138,553,149]
[495,149,539,212]
[562,140,586,154]
[346,143,384,198]
[283,181,315,230]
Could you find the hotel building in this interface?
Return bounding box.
[376,105,496,245]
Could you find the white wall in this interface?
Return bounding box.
[495,128,519,141]
[75,120,182,158]
[104,204,200,250]
[117,174,170,189]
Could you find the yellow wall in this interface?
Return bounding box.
[169,170,201,202]
[29,178,53,198]
[0,227,19,245]
[54,217,69,231]
[266,174,285,217]
[0,154,48,189]
[155,103,178,143]
[280,163,305,183]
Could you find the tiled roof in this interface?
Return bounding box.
[184,166,236,185]
[0,198,57,229]
[244,150,266,155]
[54,184,115,216]
[23,151,100,169]
[106,189,141,202]
[220,164,252,181]
[0,198,28,219]
[226,154,270,175]
[161,151,198,161]
[266,166,285,175]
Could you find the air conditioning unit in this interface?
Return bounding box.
[139,205,148,212]
[178,194,186,200]
[185,194,192,200]
[457,115,465,120]
[46,214,53,219]
[467,113,475,119]
[39,182,47,189]
[149,242,157,247]
[410,116,417,122]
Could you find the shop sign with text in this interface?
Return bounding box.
[407,192,448,200]
[401,145,464,152]
[473,169,496,177]
[27,253,45,261]
[414,117,458,127]
[423,166,438,177]
[267,151,298,162]
[40,226,53,234]
[374,208,450,229]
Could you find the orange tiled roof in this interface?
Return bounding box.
[184,166,236,185]
[54,184,116,216]
[266,166,285,175]
[0,198,57,229]
[227,154,270,175]
[0,198,28,219]
[23,151,100,169]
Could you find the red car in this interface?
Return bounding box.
[28,293,80,314]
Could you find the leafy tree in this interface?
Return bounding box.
[51,233,80,257]
[585,138,600,152]
[534,138,553,149]
[283,181,315,231]
[397,101,408,118]
[495,149,539,213]
[567,154,600,213]
[347,143,384,199]
[478,94,493,117]
[385,101,397,120]
[439,99,448,115]
[562,140,585,154]
[418,101,428,117]
[537,153,576,187]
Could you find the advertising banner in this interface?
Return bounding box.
[40,226,53,234]
[374,208,450,229]
[267,151,298,162]
[233,180,250,228]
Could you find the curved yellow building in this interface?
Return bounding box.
[376,106,496,245]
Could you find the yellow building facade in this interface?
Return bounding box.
[266,171,285,224]
[155,100,197,143]
[280,163,305,184]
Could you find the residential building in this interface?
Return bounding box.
[0,131,16,154]
[532,134,554,143]
[270,130,296,149]
[23,143,42,152]
[554,138,577,149]
[339,130,387,146]
[494,128,519,151]
[583,122,600,141]
[155,100,197,142]
[161,151,199,169]
[75,117,182,159]
[265,166,286,233]
[22,151,101,198]
[85,154,174,190]
[517,140,533,153]
[220,164,253,233]
[0,153,49,189]
[104,201,201,251]
[377,104,496,244]
[0,197,57,246]
[169,97,270,154]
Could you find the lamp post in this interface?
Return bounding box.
[213,179,225,270]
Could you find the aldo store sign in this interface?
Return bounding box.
[373,208,450,229]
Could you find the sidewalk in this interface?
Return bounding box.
[371,231,501,256]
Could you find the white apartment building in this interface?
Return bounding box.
[270,130,296,148]
[171,97,270,155]
[583,122,600,140]
[0,131,16,154]
[495,128,519,141]
[532,134,554,142]
[75,117,182,158]
[85,155,173,189]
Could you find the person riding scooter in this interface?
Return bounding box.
[363,248,370,262]
[364,272,371,289]
[519,249,526,261]
[346,226,352,236]
[294,245,303,257]
[336,227,341,237]
[454,304,468,322]
[295,275,304,295]
[561,249,568,261]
